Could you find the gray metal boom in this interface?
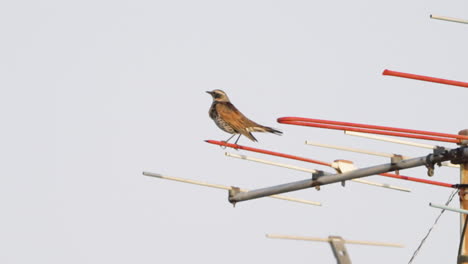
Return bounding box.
[228,147,468,205]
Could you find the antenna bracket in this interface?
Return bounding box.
[312,170,326,190]
[328,236,352,264]
[450,147,468,165]
[425,146,450,176]
[228,186,241,207]
[391,154,403,175]
[312,170,325,180]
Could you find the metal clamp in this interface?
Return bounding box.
[391,154,403,175]
[425,156,435,177]
[312,170,325,180]
[425,147,449,176]
[312,170,326,191]
[451,147,468,165]
[328,236,352,264]
[228,186,241,207]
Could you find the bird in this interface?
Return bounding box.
[206,89,282,144]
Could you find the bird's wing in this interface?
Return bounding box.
[216,102,259,141]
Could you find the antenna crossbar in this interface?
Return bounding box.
[207,140,458,189]
[277,117,467,143]
[307,139,458,169]
[211,145,468,204]
[205,140,331,167]
[225,152,411,192]
[306,140,395,158]
[266,234,404,248]
[142,171,321,206]
[383,69,468,88]
[345,131,439,149]
[430,14,468,24]
[429,203,468,215]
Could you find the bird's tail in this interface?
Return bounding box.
[243,132,258,142]
[241,126,282,142]
[264,126,282,135]
[248,126,282,135]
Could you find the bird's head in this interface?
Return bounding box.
[206,89,230,102]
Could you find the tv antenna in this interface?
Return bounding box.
[144,12,468,264]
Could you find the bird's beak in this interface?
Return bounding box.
[206,91,213,95]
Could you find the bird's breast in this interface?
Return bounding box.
[208,103,218,120]
[208,102,236,134]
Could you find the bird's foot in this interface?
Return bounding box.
[219,141,228,149]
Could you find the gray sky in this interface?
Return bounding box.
[1,0,468,263]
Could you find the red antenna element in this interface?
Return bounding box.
[277,117,467,144]
[379,173,454,188]
[205,140,457,189]
[205,140,331,167]
[383,69,468,88]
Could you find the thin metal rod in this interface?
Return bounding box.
[379,173,454,188]
[207,140,457,189]
[383,69,468,88]
[345,131,437,149]
[306,140,397,158]
[279,117,468,141]
[205,140,331,167]
[308,138,458,168]
[266,234,404,248]
[225,152,318,174]
[430,14,468,24]
[228,151,456,203]
[142,171,321,206]
[144,171,229,190]
[225,152,411,192]
[430,203,468,215]
[347,178,410,192]
[277,117,463,143]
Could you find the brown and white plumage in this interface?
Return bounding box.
[207,89,282,143]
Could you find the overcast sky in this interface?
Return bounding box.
[1,0,468,263]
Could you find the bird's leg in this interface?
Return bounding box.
[221,134,236,149]
[233,134,242,150]
[223,134,236,143]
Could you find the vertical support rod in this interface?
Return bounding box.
[328,236,352,264]
[459,129,468,264]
